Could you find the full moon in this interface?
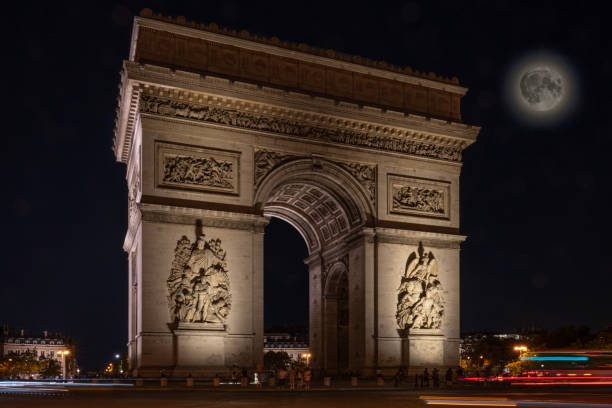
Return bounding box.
[519,67,563,111]
[504,51,578,126]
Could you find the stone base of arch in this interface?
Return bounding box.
[126,205,463,378]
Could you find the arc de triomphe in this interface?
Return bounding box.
[114,10,479,377]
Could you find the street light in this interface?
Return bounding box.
[514,345,528,358]
[302,353,312,367]
[57,350,70,379]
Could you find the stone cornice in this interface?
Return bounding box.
[125,62,479,140]
[375,227,466,248]
[113,68,141,163]
[113,65,480,163]
[134,14,465,91]
[138,203,269,231]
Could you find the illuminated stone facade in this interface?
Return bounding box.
[1,330,68,361]
[114,11,479,377]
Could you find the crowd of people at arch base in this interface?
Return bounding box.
[231,365,314,391]
[223,365,464,390]
[391,366,464,388]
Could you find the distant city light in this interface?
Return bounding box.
[520,356,588,361]
[115,354,120,359]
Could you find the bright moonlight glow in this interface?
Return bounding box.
[505,51,578,126]
[520,67,563,111]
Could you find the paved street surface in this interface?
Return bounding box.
[1,383,612,408]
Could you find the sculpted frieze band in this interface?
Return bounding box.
[140,94,462,162]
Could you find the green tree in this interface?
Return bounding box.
[263,351,292,370]
[505,359,538,376]
[39,359,62,378]
[0,352,44,378]
[579,327,612,350]
[110,353,129,377]
[462,336,518,372]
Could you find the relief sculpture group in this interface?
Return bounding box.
[163,154,233,189]
[167,234,231,324]
[392,185,445,215]
[396,244,444,330]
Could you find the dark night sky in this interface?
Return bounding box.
[2,1,611,371]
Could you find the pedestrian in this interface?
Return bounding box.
[241,367,248,387]
[297,367,304,390]
[376,368,384,386]
[415,373,419,388]
[231,366,238,384]
[304,367,312,391]
[256,364,263,389]
[423,368,430,387]
[455,366,464,380]
[445,368,453,386]
[289,365,296,391]
[278,366,288,388]
[393,368,401,387]
[433,368,439,388]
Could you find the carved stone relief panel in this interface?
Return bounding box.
[396,243,444,331]
[336,161,376,204]
[388,174,450,219]
[156,142,240,195]
[167,233,231,328]
[254,149,299,186]
[255,148,376,206]
[127,166,141,228]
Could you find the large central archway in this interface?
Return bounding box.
[256,158,374,373]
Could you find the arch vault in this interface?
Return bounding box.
[114,11,480,377]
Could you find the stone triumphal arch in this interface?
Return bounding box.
[114,10,479,377]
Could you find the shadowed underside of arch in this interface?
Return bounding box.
[255,158,373,254]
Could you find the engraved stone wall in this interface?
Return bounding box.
[141,94,463,162]
[388,175,450,218]
[255,149,376,204]
[396,243,444,331]
[340,162,376,203]
[167,233,231,326]
[254,149,298,186]
[156,142,240,195]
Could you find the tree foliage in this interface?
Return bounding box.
[0,352,70,379]
[0,352,45,378]
[263,351,292,370]
[39,359,62,378]
[462,336,518,370]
